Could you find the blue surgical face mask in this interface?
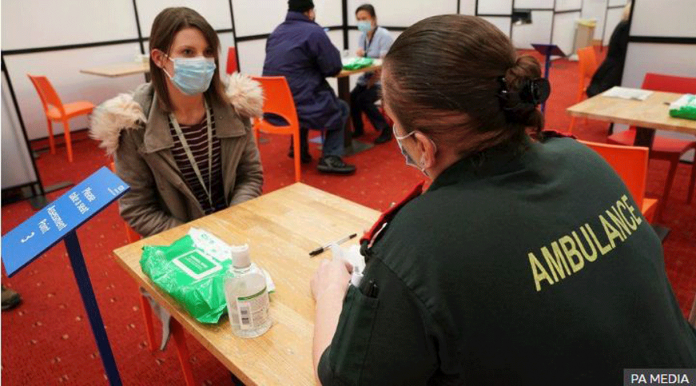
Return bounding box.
[357,20,373,33]
[163,55,216,95]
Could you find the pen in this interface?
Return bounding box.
[309,233,357,257]
[366,280,379,297]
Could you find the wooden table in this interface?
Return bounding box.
[336,61,383,156]
[112,183,379,386]
[80,61,150,78]
[567,90,696,147]
[567,90,696,240]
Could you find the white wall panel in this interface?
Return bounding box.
[478,0,513,15]
[347,0,457,27]
[314,0,343,27]
[1,0,138,50]
[481,17,512,38]
[514,0,554,9]
[237,40,268,76]
[622,43,696,90]
[630,0,696,38]
[581,0,608,40]
[232,0,339,37]
[608,0,627,6]
[621,43,696,160]
[460,0,476,15]
[137,0,232,37]
[5,44,144,140]
[603,7,623,45]
[233,0,287,37]
[555,0,582,12]
[2,72,37,189]
[551,11,580,56]
[512,10,553,48]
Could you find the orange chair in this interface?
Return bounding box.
[108,162,196,386]
[27,75,94,162]
[226,47,238,75]
[568,47,598,133]
[579,140,658,223]
[606,73,696,218]
[251,76,302,182]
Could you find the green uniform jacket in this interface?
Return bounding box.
[318,136,696,385]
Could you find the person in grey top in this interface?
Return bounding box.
[350,4,394,144]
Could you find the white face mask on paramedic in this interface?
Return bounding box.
[393,124,436,176]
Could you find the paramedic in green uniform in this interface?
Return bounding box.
[310,15,696,385]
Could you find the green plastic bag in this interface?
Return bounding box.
[669,94,696,121]
[140,229,233,324]
[342,57,374,71]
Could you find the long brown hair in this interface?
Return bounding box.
[149,7,227,112]
[383,15,545,156]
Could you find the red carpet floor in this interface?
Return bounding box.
[2,49,695,385]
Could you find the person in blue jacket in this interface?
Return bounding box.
[263,0,356,175]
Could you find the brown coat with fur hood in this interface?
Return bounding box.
[90,73,264,237]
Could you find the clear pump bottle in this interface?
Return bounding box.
[224,244,271,338]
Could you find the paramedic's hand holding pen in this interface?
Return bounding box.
[308,233,357,257]
[311,257,353,383]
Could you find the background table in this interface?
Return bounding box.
[80,61,150,78]
[567,90,696,240]
[337,61,383,155]
[112,183,379,385]
[567,90,696,147]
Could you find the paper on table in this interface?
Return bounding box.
[602,87,653,101]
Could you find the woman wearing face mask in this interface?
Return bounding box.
[350,4,394,144]
[91,7,264,237]
[311,15,696,385]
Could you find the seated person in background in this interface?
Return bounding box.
[311,15,696,385]
[350,4,394,144]
[586,2,631,97]
[91,7,264,237]
[263,0,356,175]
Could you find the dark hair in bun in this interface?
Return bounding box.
[383,15,550,156]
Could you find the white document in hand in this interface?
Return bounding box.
[602,87,653,101]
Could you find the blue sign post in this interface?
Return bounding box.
[531,43,566,114]
[1,166,130,386]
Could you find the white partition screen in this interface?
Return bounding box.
[552,11,580,55]
[514,0,554,9]
[512,10,553,49]
[581,0,608,39]
[630,0,696,38]
[137,0,233,36]
[233,0,290,37]
[1,0,137,50]
[347,0,458,27]
[555,0,582,11]
[478,0,513,15]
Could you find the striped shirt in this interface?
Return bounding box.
[169,106,226,215]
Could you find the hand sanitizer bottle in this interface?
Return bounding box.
[225,244,271,338]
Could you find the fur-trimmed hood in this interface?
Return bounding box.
[89,73,263,156]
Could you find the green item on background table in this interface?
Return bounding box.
[669,94,696,121]
[342,57,374,71]
[140,229,233,324]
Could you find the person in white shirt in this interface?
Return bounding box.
[350,4,394,144]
